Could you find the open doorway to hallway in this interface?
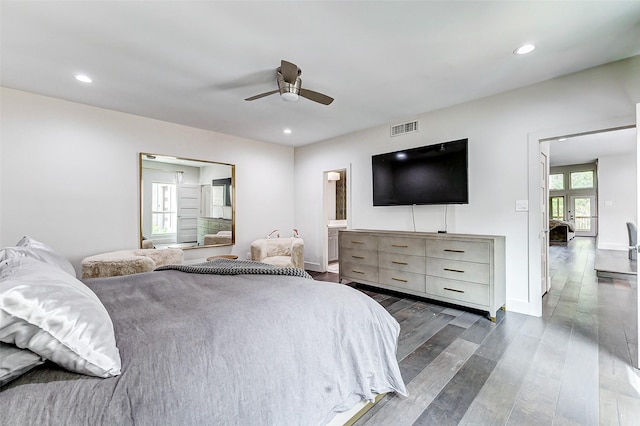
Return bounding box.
[546,127,637,279]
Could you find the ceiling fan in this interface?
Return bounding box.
[244,60,334,105]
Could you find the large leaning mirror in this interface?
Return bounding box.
[139,153,235,249]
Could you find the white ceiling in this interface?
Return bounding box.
[549,127,637,167]
[2,1,640,147]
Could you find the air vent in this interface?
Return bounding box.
[390,120,419,137]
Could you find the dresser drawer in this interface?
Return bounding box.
[378,236,425,256]
[339,233,378,251]
[427,258,490,284]
[341,262,378,283]
[426,239,490,263]
[379,268,426,293]
[426,276,490,306]
[378,252,426,275]
[339,248,378,266]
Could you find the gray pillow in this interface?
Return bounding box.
[0,256,121,378]
[0,236,76,277]
[0,342,44,387]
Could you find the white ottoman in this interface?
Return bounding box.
[81,248,183,279]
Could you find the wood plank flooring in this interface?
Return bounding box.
[309,237,640,425]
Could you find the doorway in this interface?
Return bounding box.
[323,168,348,273]
[529,121,638,370]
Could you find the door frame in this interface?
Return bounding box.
[635,102,639,369]
[527,116,636,318]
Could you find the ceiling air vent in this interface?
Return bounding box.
[390,120,419,137]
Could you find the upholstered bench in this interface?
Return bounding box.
[203,231,232,245]
[81,248,183,279]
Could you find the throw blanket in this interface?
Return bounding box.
[549,219,576,232]
[155,258,313,279]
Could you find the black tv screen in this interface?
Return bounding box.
[372,139,468,206]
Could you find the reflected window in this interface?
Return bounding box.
[151,182,177,235]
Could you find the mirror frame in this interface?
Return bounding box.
[139,152,236,250]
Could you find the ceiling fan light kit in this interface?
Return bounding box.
[245,60,334,105]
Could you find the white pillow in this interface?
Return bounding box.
[0,236,76,277]
[0,342,44,386]
[0,257,121,378]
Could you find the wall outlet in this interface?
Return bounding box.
[515,200,529,211]
[246,252,251,260]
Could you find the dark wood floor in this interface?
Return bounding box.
[309,237,640,425]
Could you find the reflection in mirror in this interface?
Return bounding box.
[140,153,235,249]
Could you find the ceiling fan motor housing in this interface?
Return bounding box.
[277,72,301,102]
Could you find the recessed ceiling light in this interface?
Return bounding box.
[514,43,536,55]
[283,128,292,134]
[75,74,92,83]
[558,137,568,141]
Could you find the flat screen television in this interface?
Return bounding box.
[372,138,468,206]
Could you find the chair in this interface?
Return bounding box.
[251,238,304,269]
[627,222,637,260]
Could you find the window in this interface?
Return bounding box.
[549,174,564,191]
[550,196,564,220]
[151,182,177,235]
[570,171,594,189]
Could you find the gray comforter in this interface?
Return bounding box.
[0,269,407,425]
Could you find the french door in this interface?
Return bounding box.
[569,195,597,237]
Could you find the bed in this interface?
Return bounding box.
[549,219,576,242]
[0,256,407,425]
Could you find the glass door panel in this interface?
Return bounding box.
[569,195,597,237]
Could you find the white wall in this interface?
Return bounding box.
[0,88,295,272]
[295,55,640,316]
[598,154,637,250]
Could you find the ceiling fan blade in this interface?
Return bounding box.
[244,89,279,101]
[299,88,334,105]
[281,60,299,84]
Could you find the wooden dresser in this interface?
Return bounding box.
[339,229,506,320]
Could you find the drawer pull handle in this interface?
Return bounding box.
[444,249,465,253]
[392,244,409,248]
[352,270,365,274]
[352,255,365,259]
[444,268,465,273]
[352,240,365,244]
[444,287,465,294]
[392,261,408,265]
[392,277,408,283]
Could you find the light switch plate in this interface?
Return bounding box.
[515,200,529,211]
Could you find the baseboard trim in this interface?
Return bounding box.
[304,261,322,272]
[506,298,537,317]
[597,243,628,251]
